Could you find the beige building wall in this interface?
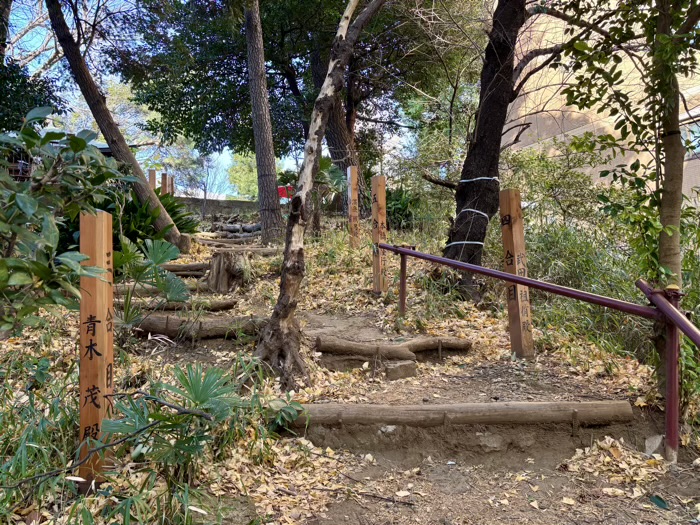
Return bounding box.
[504,13,700,196]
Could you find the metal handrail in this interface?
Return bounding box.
[378,242,700,462]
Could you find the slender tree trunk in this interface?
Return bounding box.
[244,0,284,245]
[655,0,684,288]
[0,0,12,59]
[45,0,190,253]
[443,0,526,270]
[255,0,387,389]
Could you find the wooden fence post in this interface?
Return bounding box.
[79,211,114,489]
[148,168,156,190]
[371,175,388,293]
[347,166,360,249]
[161,172,169,195]
[169,176,175,196]
[499,189,534,358]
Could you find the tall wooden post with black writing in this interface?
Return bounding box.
[347,166,360,249]
[499,189,534,358]
[371,175,388,293]
[161,172,169,195]
[79,211,114,488]
[148,168,156,190]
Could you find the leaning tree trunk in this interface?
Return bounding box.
[0,0,12,59]
[443,0,527,268]
[255,0,387,390]
[244,0,284,245]
[45,0,190,253]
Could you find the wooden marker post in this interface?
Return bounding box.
[347,166,360,249]
[148,168,156,190]
[499,189,534,358]
[161,172,169,195]
[371,175,388,293]
[79,211,114,488]
[169,176,175,196]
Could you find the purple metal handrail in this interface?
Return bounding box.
[379,243,661,320]
[379,242,700,462]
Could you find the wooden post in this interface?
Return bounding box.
[347,166,359,248]
[371,175,388,293]
[79,211,114,489]
[499,189,534,358]
[169,176,175,196]
[161,172,169,195]
[148,168,156,190]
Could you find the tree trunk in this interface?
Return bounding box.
[44,0,190,253]
[244,0,284,245]
[208,251,249,294]
[656,1,684,288]
[444,0,527,270]
[0,0,12,59]
[255,0,387,390]
[311,48,367,215]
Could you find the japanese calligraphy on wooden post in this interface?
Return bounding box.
[148,168,156,190]
[79,211,114,488]
[371,175,388,293]
[499,189,534,358]
[347,166,360,249]
[161,172,169,195]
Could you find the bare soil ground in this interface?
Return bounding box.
[157,307,699,525]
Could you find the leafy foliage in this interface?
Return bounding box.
[113,187,199,249]
[0,108,120,334]
[386,187,420,230]
[114,236,190,330]
[0,62,63,133]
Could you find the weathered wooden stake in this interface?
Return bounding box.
[347,166,360,249]
[161,172,169,195]
[371,175,388,293]
[79,211,114,488]
[169,176,175,196]
[148,168,156,190]
[499,189,534,358]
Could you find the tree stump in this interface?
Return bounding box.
[208,252,249,294]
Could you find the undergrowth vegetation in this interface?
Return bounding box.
[0,316,301,524]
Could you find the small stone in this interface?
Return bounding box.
[385,360,417,380]
[380,425,397,434]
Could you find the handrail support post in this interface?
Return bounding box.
[399,254,407,317]
[664,286,681,463]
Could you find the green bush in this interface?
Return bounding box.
[0,108,121,334]
[386,187,420,230]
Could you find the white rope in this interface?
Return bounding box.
[445,241,484,248]
[458,177,499,183]
[458,208,489,219]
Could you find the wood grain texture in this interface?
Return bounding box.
[295,401,633,427]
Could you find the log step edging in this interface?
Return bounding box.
[294,401,634,428]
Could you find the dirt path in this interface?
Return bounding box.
[154,307,699,524]
[293,311,700,525]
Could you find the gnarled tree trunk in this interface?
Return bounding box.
[255,0,387,390]
[244,0,284,245]
[443,0,526,269]
[45,0,190,253]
